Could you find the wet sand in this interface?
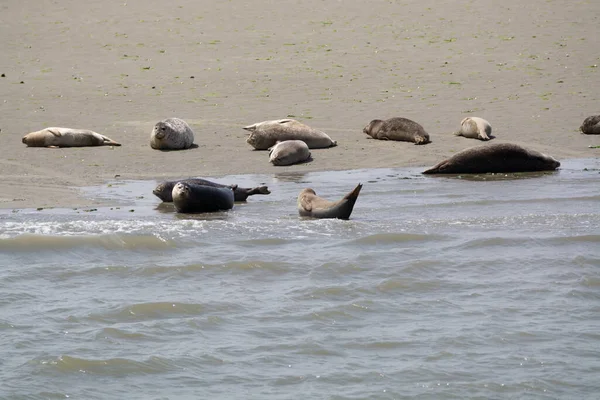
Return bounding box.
[1,0,598,209]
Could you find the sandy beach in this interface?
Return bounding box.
[1,0,598,209]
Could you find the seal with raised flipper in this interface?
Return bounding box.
[297,183,363,220]
[580,115,600,135]
[153,178,270,202]
[454,117,493,140]
[150,118,195,150]
[269,140,311,166]
[244,119,337,150]
[362,117,431,145]
[171,182,234,213]
[422,143,560,174]
[22,127,121,147]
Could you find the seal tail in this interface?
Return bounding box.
[232,185,271,202]
[248,185,271,196]
[337,183,362,220]
[102,135,121,146]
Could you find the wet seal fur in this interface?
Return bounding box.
[269,140,311,166]
[150,118,195,150]
[422,143,560,174]
[454,117,493,140]
[363,117,431,145]
[297,183,362,220]
[244,119,337,150]
[580,115,600,135]
[153,178,270,202]
[171,182,234,213]
[22,127,121,147]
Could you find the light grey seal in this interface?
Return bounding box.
[422,143,560,174]
[269,140,311,166]
[363,117,431,145]
[150,118,195,150]
[297,183,363,220]
[454,117,493,140]
[580,115,600,135]
[171,182,234,213]
[22,127,121,147]
[244,119,337,150]
[153,178,270,202]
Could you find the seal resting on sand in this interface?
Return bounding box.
[22,127,121,147]
[171,182,234,213]
[422,143,560,174]
[153,178,270,202]
[454,117,493,140]
[269,140,311,166]
[363,117,430,145]
[580,115,600,135]
[244,119,337,150]
[297,183,363,220]
[150,118,195,150]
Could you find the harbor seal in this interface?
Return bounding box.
[297,183,363,220]
[580,115,600,134]
[422,143,560,174]
[363,117,431,145]
[269,140,312,166]
[244,119,337,150]
[150,118,195,150]
[153,178,270,202]
[172,182,234,213]
[454,117,493,140]
[22,127,121,147]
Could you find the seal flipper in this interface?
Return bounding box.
[101,135,121,146]
[232,185,271,202]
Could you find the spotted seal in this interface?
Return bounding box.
[454,117,493,140]
[171,182,234,213]
[297,183,363,220]
[150,118,195,150]
[269,140,311,166]
[363,117,431,145]
[244,119,337,150]
[580,115,600,135]
[22,127,121,147]
[153,178,270,202]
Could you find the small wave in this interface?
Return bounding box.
[42,355,178,375]
[348,232,445,245]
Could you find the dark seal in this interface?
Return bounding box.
[154,178,270,202]
[171,182,234,213]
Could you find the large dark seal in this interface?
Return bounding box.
[171,182,234,213]
[580,115,600,135]
[422,143,560,174]
[363,117,431,145]
[22,127,121,147]
[244,119,337,150]
[153,178,270,202]
[269,140,311,166]
[297,183,363,220]
[454,117,493,140]
[150,118,195,150]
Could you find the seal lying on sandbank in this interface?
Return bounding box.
[297,183,363,220]
[422,143,560,174]
[363,117,431,145]
[454,117,493,140]
[580,115,600,135]
[269,140,311,166]
[22,127,121,147]
[244,119,337,150]
[172,182,234,213]
[153,178,270,202]
[150,118,195,150]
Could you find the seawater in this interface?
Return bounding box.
[1,159,599,399]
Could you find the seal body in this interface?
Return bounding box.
[297,183,362,220]
[580,115,600,134]
[363,117,431,145]
[454,117,493,140]
[269,140,311,166]
[171,182,234,213]
[244,119,337,150]
[150,118,195,150]
[422,143,560,174]
[154,178,270,202]
[22,127,121,147]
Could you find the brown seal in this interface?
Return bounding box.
[269,140,312,166]
[153,178,270,202]
[580,115,600,135]
[22,127,121,147]
[244,119,337,150]
[150,118,195,150]
[297,183,363,220]
[454,117,493,140]
[363,117,431,145]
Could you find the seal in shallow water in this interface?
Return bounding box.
[269,140,311,166]
[422,143,560,174]
[297,183,363,220]
[454,117,493,140]
[244,119,337,150]
[150,118,195,150]
[580,115,600,135]
[171,182,234,213]
[362,117,431,145]
[153,178,270,202]
[22,127,121,147]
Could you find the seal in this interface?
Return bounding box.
[363,117,431,145]
[454,117,493,140]
[153,178,270,202]
[150,118,195,150]
[171,182,234,213]
[22,127,121,147]
[269,140,311,166]
[244,119,337,150]
[422,143,560,174]
[580,115,600,135]
[297,183,363,220]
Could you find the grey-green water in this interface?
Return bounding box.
[1,159,599,399]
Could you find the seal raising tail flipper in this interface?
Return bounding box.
[297,183,362,220]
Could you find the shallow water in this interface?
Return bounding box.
[1,159,599,399]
